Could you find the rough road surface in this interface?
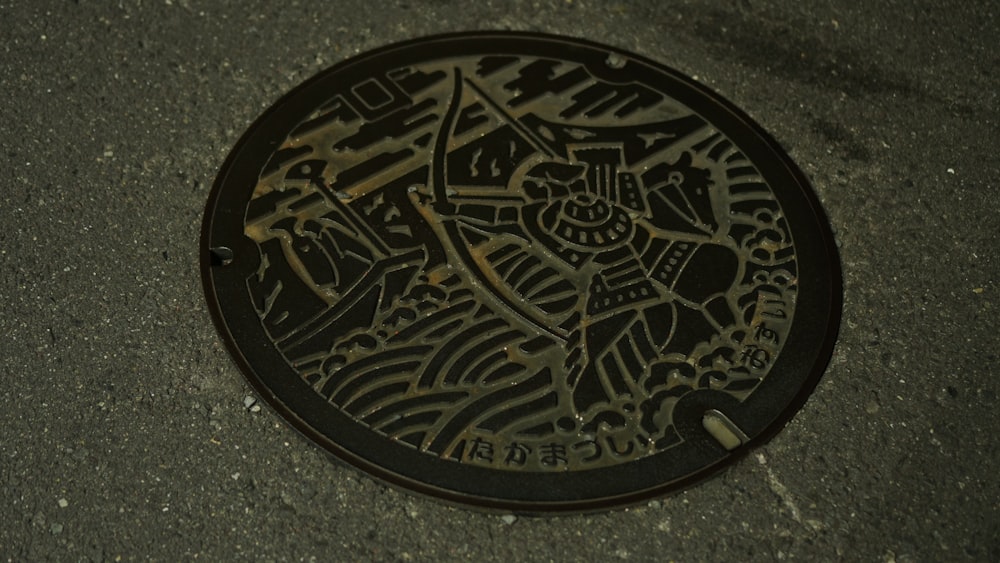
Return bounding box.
[1,1,997,560]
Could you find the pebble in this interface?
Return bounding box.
[500,514,517,525]
[243,395,262,412]
[50,523,63,535]
[57,498,68,508]
[605,53,626,68]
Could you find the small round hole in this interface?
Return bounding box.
[209,246,234,266]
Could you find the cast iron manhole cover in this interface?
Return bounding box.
[201,32,841,512]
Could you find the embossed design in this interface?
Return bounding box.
[243,53,797,471]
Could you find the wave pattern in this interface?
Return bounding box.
[293,271,563,457]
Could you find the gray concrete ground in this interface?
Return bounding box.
[1,0,997,560]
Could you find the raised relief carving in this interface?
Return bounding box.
[244,55,797,471]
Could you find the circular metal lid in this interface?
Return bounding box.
[201,32,841,512]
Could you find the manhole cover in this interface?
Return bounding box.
[201,32,841,512]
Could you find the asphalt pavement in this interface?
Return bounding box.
[1,0,997,560]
